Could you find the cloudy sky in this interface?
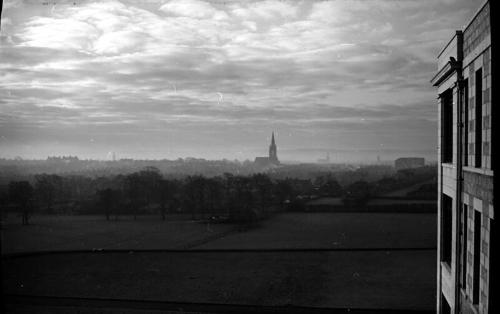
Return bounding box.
[0,0,481,162]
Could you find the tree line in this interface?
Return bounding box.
[1,167,305,225]
[1,165,436,225]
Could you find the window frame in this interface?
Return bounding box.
[441,194,453,266]
[475,68,483,168]
[441,89,454,164]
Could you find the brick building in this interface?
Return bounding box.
[431,1,498,313]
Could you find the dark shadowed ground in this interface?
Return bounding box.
[2,212,436,312]
[1,213,436,253]
[199,212,436,249]
[1,215,235,254]
[3,250,435,310]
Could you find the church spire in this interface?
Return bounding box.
[269,132,278,164]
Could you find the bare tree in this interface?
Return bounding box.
[35,174,62,213]
[9,181,34,225]
[97,188,118,221]
[158,179,176,221]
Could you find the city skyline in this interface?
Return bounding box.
[0,0,481,161]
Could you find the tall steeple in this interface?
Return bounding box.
[269,132,279,164]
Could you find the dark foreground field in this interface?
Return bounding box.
[1,212,436,253]
[200,212,436,249]
[2,212,437,312]
[1,215,236,254]
[3,250,435,310]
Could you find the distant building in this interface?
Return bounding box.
[394,157,425,170]
[317,152,330,164]
[254,132,280,167]
[431,1,497,313]
[47,156,79,163]
[107,152,117,161]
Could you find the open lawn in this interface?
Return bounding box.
[2,212,437,311]
[2,213,436,254]
[379,179,435,197]
[3,250,435,310]
[1,215,236,254]
[200,212,436,249]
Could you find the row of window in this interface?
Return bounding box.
[441,194,482,306]
[441,68,484,168]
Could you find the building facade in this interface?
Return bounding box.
[431,1,497,313]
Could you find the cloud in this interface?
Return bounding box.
[159,0,229,20]
[0,0,479,159]
[231,0,298,21]
[2,0,22,10]
[1,16,12,27]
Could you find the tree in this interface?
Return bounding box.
[138,167,162,209]
[227,176,257,223]
[123,167,163,219]
[317,178,342,196]
[34,174,62,213]
[204,177,223,218]
[157,179,177,221]
[97,188,119,221]
[274,179,293,209]
[9,181,34,225]
[184,176,206,220]
[125,173,143,220]
[0,190,8,225]
[342,180,373,206]
[222,173,235,217]
[251,174,273,211]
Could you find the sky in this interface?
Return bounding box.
[0,0,482,162]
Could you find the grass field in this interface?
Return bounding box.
[2,212,437,311]
[200,212,436,249]
[3,250,435,310]
[1,215,236,254]
[1,212,436,253]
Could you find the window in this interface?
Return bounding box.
[441,89,453,163]
[475,69,483,168]
[461,204,468,288]
[472,210,481,304]
[463,79,469,166]
[441,194,453,265]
